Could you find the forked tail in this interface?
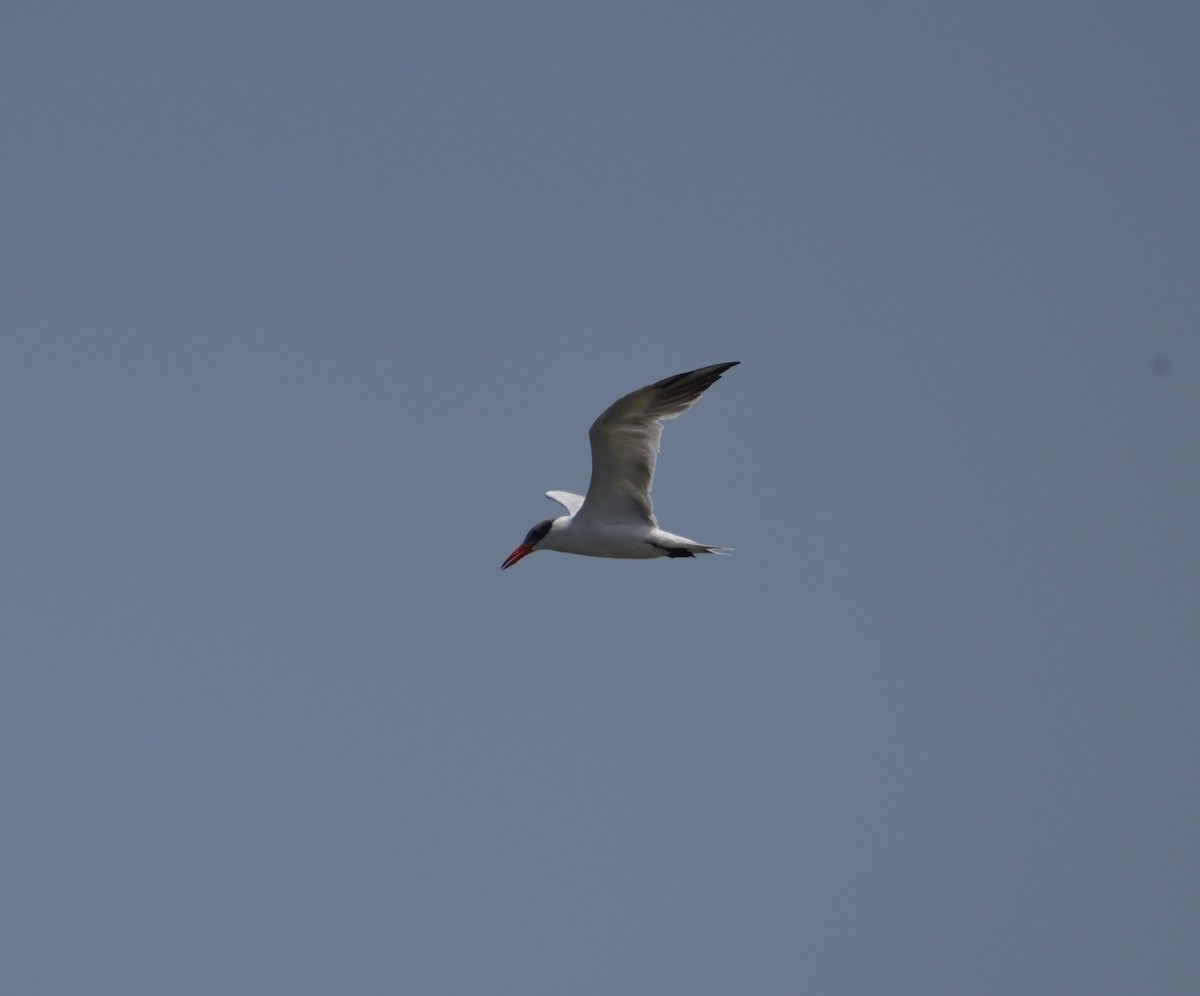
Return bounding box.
[665,541,733,557]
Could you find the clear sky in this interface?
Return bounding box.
[4,2,1198,993]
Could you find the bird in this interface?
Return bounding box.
[501,361,739,569]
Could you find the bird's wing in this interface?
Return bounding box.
[545,490,586,515]
[575,362,739,526]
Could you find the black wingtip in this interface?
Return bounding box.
[652,361,740,391]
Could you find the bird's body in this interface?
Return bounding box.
[531,502,719,560]
[502,362,738,569]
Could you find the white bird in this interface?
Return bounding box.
[501,362,739,569]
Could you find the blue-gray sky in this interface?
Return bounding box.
[4,3,1198,993]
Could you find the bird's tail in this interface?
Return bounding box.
[652,530,733,557]
[682,542,733,556]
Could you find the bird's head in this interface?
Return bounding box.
[500,518,554,570]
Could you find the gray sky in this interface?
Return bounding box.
[4,2,1198,993]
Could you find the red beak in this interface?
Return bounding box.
[501,545,534,570]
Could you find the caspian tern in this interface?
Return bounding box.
[501,361,739,569]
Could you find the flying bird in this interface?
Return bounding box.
[501,361,739,569]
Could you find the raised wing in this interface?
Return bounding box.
[545,490,586,515]
[575,362,739,526]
